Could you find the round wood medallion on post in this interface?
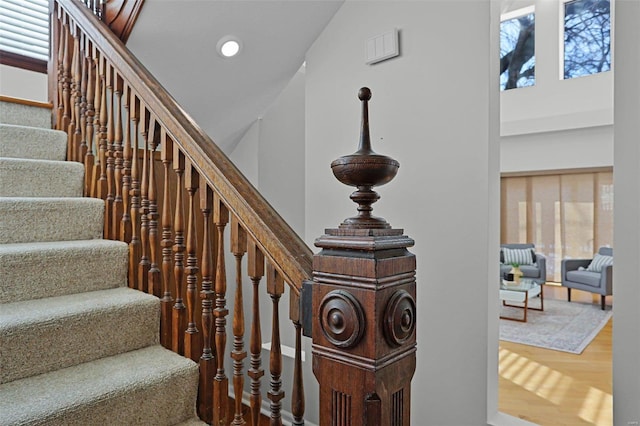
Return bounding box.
[312,88,417,426]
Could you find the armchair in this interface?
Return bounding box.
[500,243,547,284]
[561,247,613,310]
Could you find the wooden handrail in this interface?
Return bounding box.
[56,0,313,307]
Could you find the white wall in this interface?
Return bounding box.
[501,125,613,172]
[0,64,48,102]
[613,0,640,423]
[305,2,499,424]
[499,0,614,172]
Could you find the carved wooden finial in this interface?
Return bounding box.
[330,87,399,229]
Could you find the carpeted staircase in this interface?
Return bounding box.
[0,99,204,425]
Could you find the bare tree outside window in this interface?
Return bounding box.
[564,0,611,79]
[500,12,535,91]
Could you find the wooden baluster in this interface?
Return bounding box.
[267,264,285,426]
[120,85,132,242]
[77,33,88,164]
[184,162,200,361]
[212,196,230,426]
[128,93,141,290]
[90,47,102,197]
[160,130,174,348]
[247,240,265,426]
[96,56,108,200]
[172,147,186,355]
[137,106,151,293]
[112,75,124,241]
[68,28,79,161]
[61,20,71,142]
[147,120,161,297]
[198,183,215,424]
[104,65,116,238]
[72,32,83,162]
[83,41,95,196]
[56,13,66,131]
[231,217,247,426]
[291,319,305,426]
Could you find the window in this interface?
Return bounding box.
[0,0,49,72]
[563,0,611,79]
[500,7,535,91]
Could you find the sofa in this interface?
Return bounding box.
[561,247,613,310]
[500,243,547,284]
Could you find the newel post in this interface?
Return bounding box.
[311,88,417,425]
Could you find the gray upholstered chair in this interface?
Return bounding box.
[561,247,613,310]
[500,243,547,284]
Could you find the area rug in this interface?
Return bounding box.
[499,299,612,354]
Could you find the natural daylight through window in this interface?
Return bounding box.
[500,6,535,91]
[563,0,611,79]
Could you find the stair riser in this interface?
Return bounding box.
[0,288,160,384]
[0,197,105,244]
[0,124,67,161]
[0,158,84,197]
[0,240,128,304]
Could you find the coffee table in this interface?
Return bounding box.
[499,279,544,322]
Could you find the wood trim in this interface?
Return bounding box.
[103,0,146,44]
[0,51,48,74]
[57,0,312,297]
[501,166,613,178]
[0,95,53,109]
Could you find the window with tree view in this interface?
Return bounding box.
[564,0,611,79]
[500,11,535,91]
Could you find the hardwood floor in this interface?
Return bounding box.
[498,284,612,425]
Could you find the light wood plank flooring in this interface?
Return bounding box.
[499,285,612,426]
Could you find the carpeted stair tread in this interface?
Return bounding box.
[0,124,67,161]
[0,197,104,244]
[0,239,128,304]
[0,345,199,426]
[0,157,84,197]
[0,101,51,129]
[0,287,160,384]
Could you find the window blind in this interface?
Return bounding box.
[0,0,49,62]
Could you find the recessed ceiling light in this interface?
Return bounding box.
[217,36,242,58]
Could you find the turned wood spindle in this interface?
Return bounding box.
[147,121,161,297]
[247,240,265,426]
[112,75,125,241]
[77,34,88,164]
[128,93,141,290]
[72,33,83,162]
[90,47,101,197]
[120,85,132,243]
[267,264,285,426]
[212,196,230,426]
[104,65,116,238]
[184,162,200,362]
[230,217,247,426]
[198,183,215,424]
[96,56,108,201]
[292,321,305,426]
[172,147,187,356]
[56,15,66,131]
[83,44,95,196]
[137,107,151,293]
[159,131,174,348]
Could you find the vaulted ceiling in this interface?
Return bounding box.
[126,0,343,152]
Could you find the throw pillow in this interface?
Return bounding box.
[586,253,613,272]
[502,247,534,265]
